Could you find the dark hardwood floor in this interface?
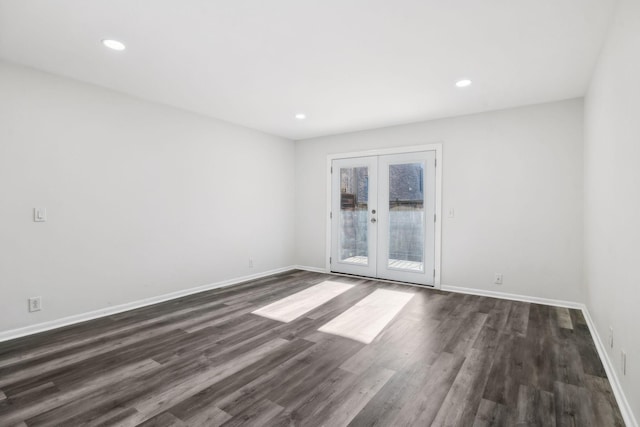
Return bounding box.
[0,270,624,426]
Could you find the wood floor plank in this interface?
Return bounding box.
[391,351,465,426]
[0,358,161,426]
[551,339,585,387]
[269,367,358,425]
[516,384,556,427]
[0,381,59,414]
[301,366,395,427]
[166,338,314,421]
[221,335,363,415]
[431,348,496,427]
[443,311,488,355]
[126,338,290,426]
[5,329,189,396]
[87,407,140,427]
[484,299,513,332]
[346,350,436,426]
[583,375,625,427]
[505,301,530,336]
[0,270,624,426]
[482,333,524,407]
[340,315,439,375]
[175,404,231,426]
[0,302,237,371]
[0,306,250,389]
[136,412,187,427]
[554,307,574,330]
[554,381,596,427]
[472,399,515,427]
[472,325,501,353]
[222,398,283,427]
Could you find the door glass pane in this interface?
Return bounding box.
[339,166,369,264]
[388,163,424,272]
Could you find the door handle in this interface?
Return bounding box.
[371,218,377,223]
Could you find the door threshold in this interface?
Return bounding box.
[329,271,435,289]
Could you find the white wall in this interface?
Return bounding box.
[295,99,584,302]
[0,61,295,333]
[584,0,640,421]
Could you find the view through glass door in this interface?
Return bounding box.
[330,151,437,286]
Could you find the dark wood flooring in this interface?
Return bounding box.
[0,270,624,426]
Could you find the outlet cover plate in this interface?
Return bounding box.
[28,296,42,312]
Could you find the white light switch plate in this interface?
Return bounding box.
[34,208,47,222]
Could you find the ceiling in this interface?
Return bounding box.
[0,0,617,140]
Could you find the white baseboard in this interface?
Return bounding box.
[293,265,328,274]
[0,265,297,343]
[582,307,638,427]
[440,284,585,309]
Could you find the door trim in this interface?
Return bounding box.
[325,144,443,288]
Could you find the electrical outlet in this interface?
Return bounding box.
[494,273,503,285]
[28,296,42,312]
[609,327,614,348]
[248,258,254,268]
[621,350,627,375]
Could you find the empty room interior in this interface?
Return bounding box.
[0,0,639,426]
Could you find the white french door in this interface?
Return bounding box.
[330,151,437,286]
[330,156,378,278]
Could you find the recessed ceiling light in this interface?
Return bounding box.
[295,113,306,120]
[455,79,472,88]
[102,39,126,51]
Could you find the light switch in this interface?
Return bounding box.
[448,208,455,218]
[34,208,47,222]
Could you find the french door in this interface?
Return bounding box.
[330,151,437,286]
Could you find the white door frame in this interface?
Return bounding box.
[325,143,443,288]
